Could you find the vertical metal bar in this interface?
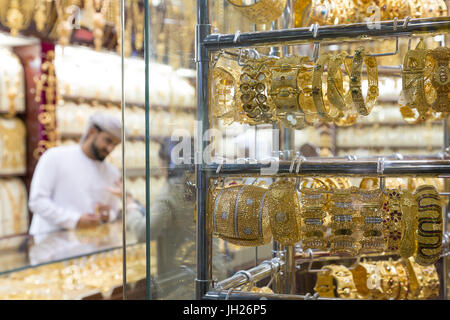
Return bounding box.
[196,0,212,300]
[442,115,450,299]
[144,0,151,300]
[120,0,127,300]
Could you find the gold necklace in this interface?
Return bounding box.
[2,179,25,235]
[3,68,21,118]
[0,0,34,37]
[55,0,81,49]
[91,0,111,51]
[34,0,53,32]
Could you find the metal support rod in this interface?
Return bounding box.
[202,159,450,177]
[203,290,339,300]
[195,0,212,300]
[203,17,450,50]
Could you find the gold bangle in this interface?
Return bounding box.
[298,60,321,124]
[212,64,240,125]
[350,47,379,116]
[237,57,277,125]
[329,187,359,255]
[265,179,302,245]
[351,260,381,299]
[312,53,344,122]
[382,189,403,252]
[392,259,410,300]
[314,265,358,299]
[376,259,400,299]
[406,256,427,299]
[428,46,450,113]
[327,51,353,115]
[414,185,443,266]
[401,39,435,124]
[226,0,287,24]
[359,177,379,190]
[421,263,440,299]
[268,56,309,129]
[399,190,418,259]
[207,183,272,246]
[359,188,387,253]
[300,179,329,250]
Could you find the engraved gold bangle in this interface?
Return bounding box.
[350,47,379,116]
[268,56,308,129]
[314,265,358,299]
[298,60,320,124]
[414,185,443,266]
[382,189,403,252]
[350,261,380,299]
[327,51,353,114]
[237,57,277,125]
[226,0,287,24]
[399,190,418,259]
[207,183,272,246]
[392,259,409,300]
[428,46,450,113]
[212,63,240,125]
[359,188,387,253]
[312,53,344,122]
[401,39,432,124]
[377,260,400,299]
[265,179,302,245]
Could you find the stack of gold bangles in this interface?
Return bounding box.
[314,257,440,299]
[207,178,443,266]
[212,48,378,128]
[400,40,450,123]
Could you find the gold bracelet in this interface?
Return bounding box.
[351,260,382,299]
[329,187,359,255]
[376,260,400,299]
[327,51,353,115]
[406,256,427,299]
[312,53,344,122]
[212,63,240,125]
[268,56,309,129]
[399,190,418,259]
[350,47,379,116]
[421,263,440,299]
[207,183,272,246]
[392,259,409,300]
[237,57,277,125]
[401,39,431,124]
[414,185,443,266]
[314,265,358,299]
[265,179,302,245]
[300,179,329,250]
[359,188,387,253]
[428,46,450,113]
[226,0,287,24]
[298,60,321,124]
[382,189,403,252]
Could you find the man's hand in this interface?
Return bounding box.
[76,213,101,229]
[96,203,110,223]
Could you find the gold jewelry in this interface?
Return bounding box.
[268,56,308,129]
[312,53,344,122]
[428,46,450,113]
[382,189,403,252]
[399,190,418,259]
[414,185,443,266]
[300,178,329,250]
[55,0,81,48]
[2,179,25,235]
[421,263,440,299]
[392,259,409,300]
[34,0,53,32]
[0,0,34,37]
[359,188,387,253]
[327,52,353,115]
[376,259,400,299]
[265,179,302,245]
[329,187,359,255]
[405,256,427,299]
[226,0,287,24]
[3,69,21,118]
[351,260,382,299]
[314,265,358,299]
[297,60,320,124]
[207,182,272,246]
[91,0,111,51]
[401,39,432,124]
[0,117,26,174]
[237,57,277,125]
[350,47,379,116]
[212,63,240,125]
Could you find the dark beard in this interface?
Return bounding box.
[90,141,106,161]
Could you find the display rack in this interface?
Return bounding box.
[194,0,450,300]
